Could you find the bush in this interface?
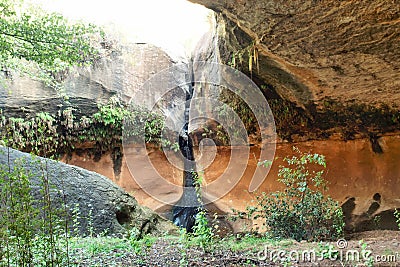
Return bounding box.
[395,209,400,230]
[246,147,344,241]
[0,149,70,266]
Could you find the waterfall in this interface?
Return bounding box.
[123,12,276,233]
[171,14,222,232]
[171,60,201,232]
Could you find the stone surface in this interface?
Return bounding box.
[63,135,400,232]
[184,0,400,231]
[191,0,400,142]
[190,0,400,106]
[0,43,174,120]
[0,146,176,236]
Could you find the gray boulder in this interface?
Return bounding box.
[0,146,176,237]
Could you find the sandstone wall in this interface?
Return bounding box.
[62,134,400,231]
[190,0,400,108]
[0,43,174,120]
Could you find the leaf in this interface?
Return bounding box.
[0,0,103,89]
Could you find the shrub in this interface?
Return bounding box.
[394,209,400,230]
[246,147,344,241]
[128,227,155,255]
[178,172,216,254]
[0,148,70,266]
[191,209,214,250]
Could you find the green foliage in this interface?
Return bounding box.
[1,111,59,156]
[0,0,103,89]
[317,242,339,260]
[178,172,216,258]
[199,123,231,146]
[70,204,81,237]
[178,214,215,266]
[192,172,215,251]
[394,209,400,230]
[0,97,165,158]
[220,233,273,252]
[191,210,214,250]
[127,227,155,255]
[68,236,132,263]
[128,227,142,254]
[257,159,272,168]
[178,228,189,267]
[216,88,259,144]
[359,240,374,267]
[0,149,71,266]
[244,147,344,241]
[122,103,165,144]
[373,215,381,229]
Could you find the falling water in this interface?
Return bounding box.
[123,13,275,232]
[171,15,222,232]
[171,60,202,232]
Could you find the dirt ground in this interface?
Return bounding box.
[73,230,400,266]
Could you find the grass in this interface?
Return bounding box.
[219,234,275,252]
[68,237,133,266]
[3,231,396,266]
[66,234,300,263]
[67,235,160,265]
[57,234,283,266]
[70,236,132,255]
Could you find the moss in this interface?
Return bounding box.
[220,82,400,142]
[308,98,400,139]
[0,97,165,159]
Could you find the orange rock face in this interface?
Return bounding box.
[62,134,400,231]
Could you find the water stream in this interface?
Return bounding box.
[172,60,201,232]
[123,14,275,231]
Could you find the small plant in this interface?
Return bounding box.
[192,171,215,251]
[373,215,381,229]
[127,227,155,255]
[192,209,214,251]
[394,209,400,230]
[0,149,70,266]
[128,227,142,254]
[87,205,95,238]
[359,240,374,267]
[244,147,344,241]
[70,203,81,237]
[317,242,339,260]
[178,228,189,267]
[177,171,216,260]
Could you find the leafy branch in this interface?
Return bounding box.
[0,0,104,89]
